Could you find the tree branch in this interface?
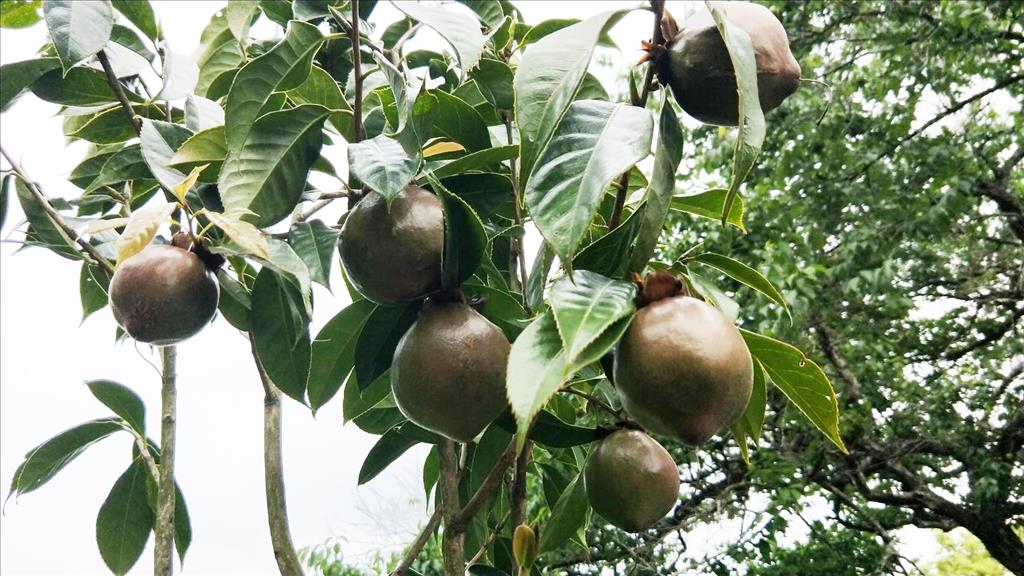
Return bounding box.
[392,507,443,576]
[350,0,365,144]
[97,50,143,135]
[503,113,531,312]
[438,439,465,576]
[153,346,177,576]
[451,440,516,533]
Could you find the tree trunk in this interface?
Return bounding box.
[972,520,1024,576]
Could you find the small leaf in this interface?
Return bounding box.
[86,380,145,434]
[393,1,484,76]
[422,140,465,158]
[671,188,745,231]
[168,125,226,181]
[358,428,419,485]
[308,299,376,413]
[288,219,338,289]
[343,369,391,423]
[347,134,420,206]
[110,0,156,40]
[251,267,311,404]
[506,311,568,453]
[741,329,846,453]
[287,64,353,139]
[216,269,251,331]
[469,58,514,110]
[9,418,123,498]
[43,0,114,72]
[140,119,193,193]
[574,203,645,278]
[115,201,175,263]
[204,210,269,259]
[549,270,635,367]
[82,144,151,194]
[172,164,207,205]
[430,145,518,179]
[173,484,192,561]
[225,0,259,43]
[694,252,790,319]
[96,460,153,576]
[354,302,419,391]
[80,262,112,320]
[425,172,486,289]
[539,473,588,553]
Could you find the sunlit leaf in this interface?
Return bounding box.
[43,0,113,72]
[115,201,175,263]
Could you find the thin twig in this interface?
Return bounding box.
[467,511,510,567]
[297,190,350,222]
[510,440,530,536]
[97,50,142,135]
[504,114,531,312]
[561,386,622,418]
[153,346,177,576]
[451,440,517,532]
[0,145,116,275]
[392,507,443,576]
[351,0,365,143]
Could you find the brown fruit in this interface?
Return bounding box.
[340,185,443,304]
[584,429,680,532]
[109,243,219,345]
[391,301,510,442]
[659,1,800,126]
[614,292,753,446]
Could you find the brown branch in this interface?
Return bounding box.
[438,439,465,576]
[392,507,443,576]
[503,113,531,312]
[97,50,143,135]
[153,346,177,575]
[510,441,531,574]
[451,440,516,533]
[350,0,365,143]
[561,386,622,418]
[813,323,862,403]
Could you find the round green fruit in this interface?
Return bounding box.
[584,428,680,532]
[109,243,219,345]
[660,1,800,126]
[614,295,753,446]
[391,301,510,442]
[339,185,443,304]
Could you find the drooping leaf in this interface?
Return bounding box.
[507,310,568,452]
[706,2,765,224]
[14,178,80,260]
[740,330,846,453]
[251,267,311,403]
[693,252,791,319]
[354,302,419,391]
[549,270,635,368]
[308,299,376,413]
[95,460,153,576]
[204,210,269,260]
[139,119,192,193]
[173,483,191,561]
[184,95,224,132]
[347,135,420,207]
[115,201,175,263]
[110,0,156,40]
[8,418,123,497]
[288,219,338,288]
[0,57,60,111]
[358,428,419,485]
[260,237,313,314]
[43,0,114,71]
[525,100,653,266]
[216,268,251,331]
[224,20,324,152]
[425,172,486,289]
[219,104,329,227]
[86,380,145,434]
[79,262,111,320]
[394,1,484,75]
[732,358,768,463]
[539,473,588,553]
[574,203,645,278]
[629,95,684,273]
[0,0,43,28]
[671,188,745,231]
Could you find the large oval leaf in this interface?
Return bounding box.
[29,66,134,107]
[394,1,484,76]
[251,267,311,404]
[524,100,653,265]
[8,418,123,498]
[549,270,636,367]
[218,104,329,227]
[308,299,377,413]
[506,310,568,452]
[43,0,113,71]
[95,460,153,576]
[347,134,420,206]
[0,57,61,111]
[86,380,145,435]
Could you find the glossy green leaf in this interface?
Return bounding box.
[732,358,768,463]
[507,310,568,452]
[219,104,329,227]
[43,0,113,71]
[706,2,765,224]
[539,472,588,553]
[110,0,156,40]
[497,410,599,449]
[430,145,518,180]
[86,380,144,434]
[574,203,645,278]
[195,12,245,96]
[347,134,420,206]
[14,178,80,260]
[469,58,513,110]
[79,261,110,320]
[224,20,323,152]
[139,119,192,192]
[32,62,129,107]
[358,428,419,485]
[109,23,154,61]
[414,90,492,152]
[308,299,376,413]
[525,100,653,266]
[740,329,846,453]
[426,172,486,289]
[95,460,153,576]
[83,144,150,193]
[569,314,631,374]
[1,0,42,28]
[694,252,791,318]
[629,96,684,273]
[373,51,416,137]
[65,104,164,144]
[394,1,484,75]
[169,126,226,181]
[8,418,123,497]
[343,369,391,423]
[0,57,60,111]
[287,64,353,140]
[526,242,554,312]
[260,237,313,314]
[686,268,739,322]
[216,268,251,331]
[173,484,191,561]
[288,219,338,288]
[354,302,419,391]
[549,270,635,368]
[251,267,311,404]
[671,188,745,231]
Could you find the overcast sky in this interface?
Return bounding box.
[0,2,945,574]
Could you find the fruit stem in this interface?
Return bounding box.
[153,345,177,576]
[438,439,465,576]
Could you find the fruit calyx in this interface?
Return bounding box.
[170,231,225,272]
[632,270,687,307]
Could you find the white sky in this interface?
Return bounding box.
[0,1,942,574]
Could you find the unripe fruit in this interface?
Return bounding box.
[391,301,510,442]
[584,429,680,532]
[659,1,800,126]
[614,283,753,446]
[339,185,443,304]
[109,243,219,345]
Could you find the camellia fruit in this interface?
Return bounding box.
[655,1,801,126]
[614,271,754,446]
[391,299,510,442]
[584,428,680,532]
[339,185,443,304]
[109,236,219,346]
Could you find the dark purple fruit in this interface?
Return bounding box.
[109,243,219,345]
[614,274,753,446]
[584,429,680,532]
[340,185,443,304]
[659,1,800,126]
[391,301,510,442]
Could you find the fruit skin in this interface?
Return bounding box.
[661,1,800,126]
[584,428,680,532]
[340,185,444,304]
[614,296,753,446]
[391,301,510,442]
[109,244,219,345]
